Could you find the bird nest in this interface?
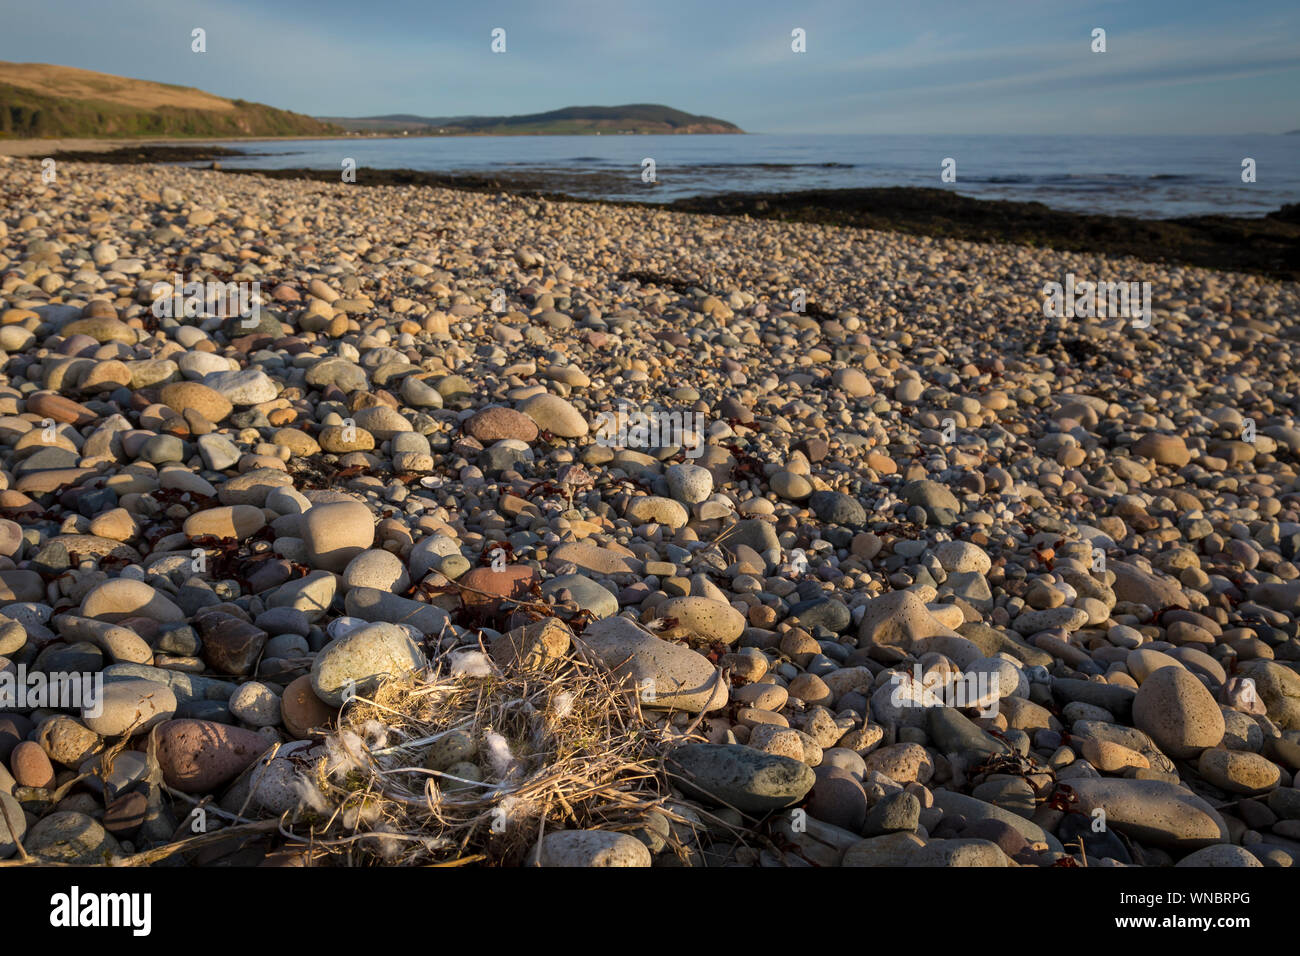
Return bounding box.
[280,642,688,866]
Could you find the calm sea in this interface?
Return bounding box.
[191,133,1298,219]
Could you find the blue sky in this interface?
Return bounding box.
[2,0,1297,133]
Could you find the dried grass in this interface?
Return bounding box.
[277,641,687,866]
[1,627,725,868]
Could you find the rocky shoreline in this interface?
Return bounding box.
[0,154,1299,867]
[38,144,1300,282]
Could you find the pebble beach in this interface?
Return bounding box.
[1,154,1299,868]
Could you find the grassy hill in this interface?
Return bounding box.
[0,62,340,138]
[322,104,743,135]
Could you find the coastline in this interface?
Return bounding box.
[0,134,438,158]
[0,127,745,158]
[19,143,1298,283]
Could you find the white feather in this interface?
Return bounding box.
[290,774,330,813]
[549,691,574,720]
[483,731,517,779]
[451,649,493,679]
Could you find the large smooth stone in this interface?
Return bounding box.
[154,719,272,793]
[666,743,815,814]
[533,829,651,867]
[858,588,961,654]
[516,393,588,437]
[1197,749,1282,796]
[1068,778,1230,850]
[265,570,338,622]
[23,811,120,863]
[80,579,184,623]
[1133,665,1225,759]
[579,615,725,713]
[310,621,427,706]
[183,505,265,540]
[541,574,618,619]
[344,587,449,634]
[1238,661,1300,730]
[931,790,1064,853]
[81,678,176,737]
[656,596,745,645]
[301,500,375,572]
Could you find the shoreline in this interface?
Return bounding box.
[21,144,1299,283]
[0,129,745,158]
[0,134,427,158]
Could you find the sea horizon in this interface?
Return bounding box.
[182,131,1300,218]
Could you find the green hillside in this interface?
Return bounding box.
[0,64,340,139]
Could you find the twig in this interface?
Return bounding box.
[113,820,281,867]
[0,793,32,863]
